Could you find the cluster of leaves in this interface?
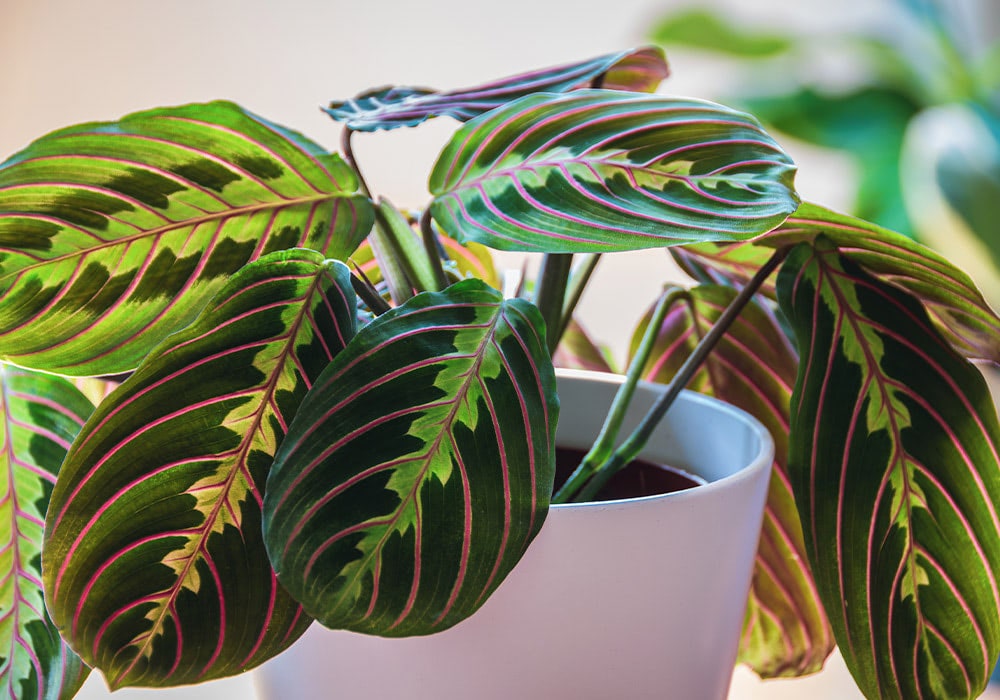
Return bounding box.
[0,45,997,700]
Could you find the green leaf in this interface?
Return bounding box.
[349,219,500,290]
[42,249,359,688]
[631,286,833,677]
[0,366,91,699]
[430,90,798,253]
[674,203,1000,364]
[777,239,1000,699]
[767,203,1000,364]
[263,279,557,636]
[671,239,778,298]
[0,101,374,375]
[650,8,796,58]
[324,47,669,132]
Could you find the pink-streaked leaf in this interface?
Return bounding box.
[324,47,669,132]
[680,203,1000,364]
[553,318,615,373]
[438,235,500,289]
[43,250,359,688]
[349,221,500,291]
[777,238,1000,699]
[263,279,558,636]
[0,101,373,375]
[768,204,1000,364]
[0,365,92,699]
[631,286,833,677]
[671,239,778,297]
[429,90,798,253]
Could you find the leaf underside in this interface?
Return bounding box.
[429,89,799,253]
[0,367,91,700]
[324,46,670,132]
[632,286,833,677]
[0,101,373,375]
[42,249,358,688]
[264,279,558,637]
[777,239,1000,699]
[672,203,1000,364]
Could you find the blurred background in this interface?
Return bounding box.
[2,0,998,697]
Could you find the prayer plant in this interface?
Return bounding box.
[0,46,998,700]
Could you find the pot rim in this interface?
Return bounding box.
[550,368,774,511]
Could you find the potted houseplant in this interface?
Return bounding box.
[0,46,997,699]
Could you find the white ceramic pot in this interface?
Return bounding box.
[256,369,774,700]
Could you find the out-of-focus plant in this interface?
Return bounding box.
[651,0,1000,306]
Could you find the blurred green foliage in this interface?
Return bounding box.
[651,0,1000,306]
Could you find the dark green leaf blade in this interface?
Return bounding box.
[324,47,669,132]
[430,90,798,253]
[0,366,91,700]
[0,101,373,375]
[42,250,358,688]
[263,280,557,636]
[631,286,833,677]
[777,239,1000,699]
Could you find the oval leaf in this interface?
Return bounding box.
[263,279,558,636]
[777,239,1000,699]
[429,89,798,253]
[631,286,833,677]
[0,366,91,699]
[43,250,358,688]
[0,101,373,375]
[324,47,669,132]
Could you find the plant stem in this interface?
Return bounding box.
[419,210,450,291]
[551,286,684,504]
[570,245,790,503]
[535,253,574,354]
[341,127,372,197]
[557,254,601,341]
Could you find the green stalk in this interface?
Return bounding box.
[419,210,450,291]
[342,128,414,304]
[558,254,601,341]
[535,253,574,355]
[572,246,790,502]
[552,286,684,504]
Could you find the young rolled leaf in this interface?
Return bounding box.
[43,249,359,688]
[777,239,1000,699]
[0,366,92,700]
[324,46,669,132]
[631,286,833,677]
[0,101,373,375]
[263,279,557,636]
[429,90,798,253]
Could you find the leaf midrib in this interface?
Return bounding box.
[115,267,331,685]
[0,192,346,285]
